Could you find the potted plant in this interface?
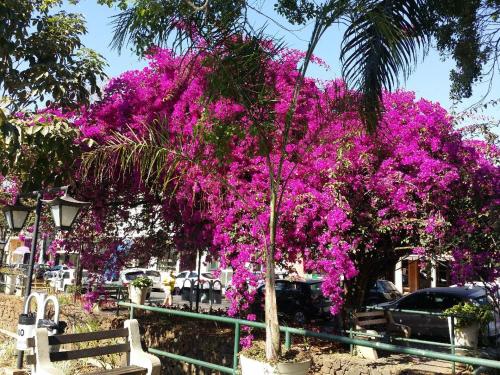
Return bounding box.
[444,302,493,349]
[128,276,152,305]
[239,341,311,375]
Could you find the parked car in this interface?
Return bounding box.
[251,279,331,324]
[143,269,163,293]
[43,265,69,280]
[364,280,402,306]
[119,269,147,286]
[379,287,499,342]
[118,268,161,297]
[53,268,89,292]
[174,271,221,295]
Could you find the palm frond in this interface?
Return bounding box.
[110,0,249,55]
[80,119,192,195]
[341,0,429,132]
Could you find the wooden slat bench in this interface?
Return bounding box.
[351,310,411,360]
[29,319,160,375]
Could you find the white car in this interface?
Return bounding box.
[53,268,89,292]
[143,269,163,293]
[174,271,221,294]
[119,268,163,293]
[43,265,69,281]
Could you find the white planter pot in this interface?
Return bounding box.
[448,318,480,349]
[5,274,17,295]
[129,286,149,305]
[240,354,311,375]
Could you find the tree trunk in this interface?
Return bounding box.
[265,185,281,361]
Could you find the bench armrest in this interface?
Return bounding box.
[125,319,161,375]
[34,328,64,375]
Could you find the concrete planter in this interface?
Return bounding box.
[240,354,311,375]
[448,318,480,349]
[5,274,17,295]
[129,286,149,305]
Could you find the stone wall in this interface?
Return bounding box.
[0,295,23,332]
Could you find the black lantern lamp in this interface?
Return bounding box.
[43,194,90,231]
[2,200,31,231]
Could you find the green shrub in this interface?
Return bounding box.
[444,302,493,329]
[130,276,153,288]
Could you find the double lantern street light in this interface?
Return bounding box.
[1,187,89,298]
[2,187,89,370]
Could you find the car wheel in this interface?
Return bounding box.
[293,311,308,325]
[173,287,180,295]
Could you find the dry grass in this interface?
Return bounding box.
[0,337,17,369]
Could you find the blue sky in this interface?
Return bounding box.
[65,1,499,133]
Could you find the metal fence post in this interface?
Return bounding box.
[349,311,354,355]
[209,280,214,313]
[451,316,456,375]
[116,286,122,316]
[285,330,291,350]
[233,322,240,373]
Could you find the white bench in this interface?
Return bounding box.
[30,319,160,375]
[351,310,411,360]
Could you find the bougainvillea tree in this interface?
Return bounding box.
[1,39,497,362]
[79,40,498,359]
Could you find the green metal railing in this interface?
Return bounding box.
[363,305,499,374]
[119,301,500,374]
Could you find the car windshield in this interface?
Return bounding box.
[201,273,215,279]
[145,270,160,278]
[124,271,144,281]
[378,280,398,292]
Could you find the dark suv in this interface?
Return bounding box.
[251,279,331,324]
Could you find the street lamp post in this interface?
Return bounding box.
[0,227,7,268]
[2,187,89,369]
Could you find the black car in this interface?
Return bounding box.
[380,287,497,342]
[251,279,331,324]
[365,280,402,306]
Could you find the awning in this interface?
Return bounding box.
[13,246,30,255]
